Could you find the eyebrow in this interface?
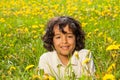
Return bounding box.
[54,33,74,36]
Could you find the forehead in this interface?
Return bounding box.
[53,25,73,33]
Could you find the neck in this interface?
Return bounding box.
[57,53,72,66]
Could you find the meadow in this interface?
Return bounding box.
[0,0,120,80]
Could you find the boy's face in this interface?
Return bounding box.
[53,25,76,57]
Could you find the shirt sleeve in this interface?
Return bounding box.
[80,50,96,77]
[38,54,50,75]
[88,52,96,76]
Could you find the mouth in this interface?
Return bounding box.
[61,46,70,50]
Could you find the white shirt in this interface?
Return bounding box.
[38,49,95,80]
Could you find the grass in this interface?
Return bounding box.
[0,0,120,80]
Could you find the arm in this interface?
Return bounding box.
[80,50,95,77]
[38,54,50,75]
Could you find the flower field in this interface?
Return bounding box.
[0,0,120,80]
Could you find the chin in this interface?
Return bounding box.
[61,52,71,55]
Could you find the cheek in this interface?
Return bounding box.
[72,41,76,47]
[53,38,60,46]
[70,37,76,43]
[69,38,76,46]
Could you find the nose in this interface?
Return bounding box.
[62,36,67,44]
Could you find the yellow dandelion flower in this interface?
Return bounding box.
[86,32,92,38]
[33,35,38,39]
[32,25,39,29]
[7,34,12,37]
[107,63,116,73]
[10,66,16,71]
[4,55,8,59]
[42,31,46,35]
[32,75,41,80]
[24,27,29,33]
[82,58,90,64]
[0,18,5,23]
[7,70,11,75]
[43,74,49,80]
[4,33,7,37]
[113,14,118,18]
[32,30,37,33]
[49,76,55,80]
[113,41,117,44]
[94,22,98,26]
[39,24,44,28]
[74,51,79,59]
[9,44,14,47]
[106,44,120,51]
[25,64,34,71]
[94,28,99,32]
[111,53,117,59]
[103,74,115,80]
[32,47,36,52]
[107,37,113,43]
[2,74,6,79]
[98,32,103,37]
[94,28,99,34]
[82,22,88,27]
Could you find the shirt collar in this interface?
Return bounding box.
[53,50,78,67]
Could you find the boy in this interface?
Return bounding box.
[38,16,95,79]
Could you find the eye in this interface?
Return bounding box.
[67,35,74,38]
[55,36,61,39]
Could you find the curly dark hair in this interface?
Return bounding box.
[42,16,85,51]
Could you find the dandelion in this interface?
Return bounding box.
[25,64,34,71]
[4,33,7,37]
[42,74,55,80]
[82,22,88,27]
[74,51,79,59]
[82,58,90,64]
[33,35,38,39]
[39,24,44,28]
[106,44,120,51]
[4,55,8,59]
[49,76,55,80]
[0,18,5,23]
[113,14,118,18]
[24,27,29,33]
[112,41,117,44]
[107,63,116,73]
[94,22,98,26]
[103,74,115,80]
[32,25,39,29]
[7,70,11,75]
[42,31,46,35]
[7,33,12,37]
[107,37,113,43]
[111,53,117,59]
[32,30,37,33]
[32,75,41,80]
[43,74,49,80]
[10,66,16,71]
[86,32,91,38]
[98,32,103,37]
[32,47,36,52]
[94,28,99,32]
[2,74,6,79]
[9,44,14,47]
[94,28,99,34]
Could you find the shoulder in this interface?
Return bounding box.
[38,51,58,69]
[78,49,91,58]
[39,51,57,60]
[78,49,90,55]
[79,49,90,53]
